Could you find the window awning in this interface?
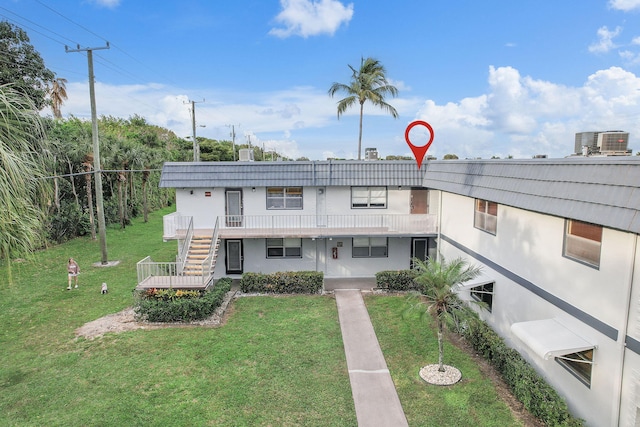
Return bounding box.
[510,318,596,360]
[455,273,494,291]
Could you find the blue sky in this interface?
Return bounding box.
[3,0,640,160]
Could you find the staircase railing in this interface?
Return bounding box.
[177,216,194,266]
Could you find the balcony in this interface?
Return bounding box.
[164,213,438,240]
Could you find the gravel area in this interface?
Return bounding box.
[419,364,462,385]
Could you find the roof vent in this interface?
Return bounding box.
[238,148,254,162]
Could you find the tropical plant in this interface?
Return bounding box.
[0,84,52,283]
[0,21,55,110]
[328,57,398,160]
[407,255,482,372]
[49,77,68,119]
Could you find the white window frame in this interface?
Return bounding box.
[352,237,388,258]
[266,238,302,258]
[474,199,497,234]
[351,186,387,209]
[563,219,602,268]
[556,349,594,388]
[266,187,303,210]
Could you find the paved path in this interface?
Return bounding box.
[335,289,409,427]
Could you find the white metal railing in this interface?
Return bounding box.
[136,256,213,289]
[163,212,192,240]
[177,216,194,265]
[219,214,437,235]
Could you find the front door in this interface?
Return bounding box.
[226,239,243,274]
[411,237,436,267]
[410,188,429,214]
[226,189,243,227]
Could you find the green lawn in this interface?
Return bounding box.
[0,207,525,426]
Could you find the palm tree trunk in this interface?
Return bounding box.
[142,169,149,223]
[66,157,79,209]
[437,318,445,372]
[358,102,364,160]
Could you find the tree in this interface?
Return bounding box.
[0,84,52,283]
[49,78,68,119]
[408,256,482,372]
[0,21,55,110]
[443,154,459,160]
[328,57,398,160]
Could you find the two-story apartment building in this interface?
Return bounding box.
[154,160,437,282]
[422,157,640,426]
[143,156,640,426]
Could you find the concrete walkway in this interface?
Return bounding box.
[335,289,409,427]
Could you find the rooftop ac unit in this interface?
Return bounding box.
[364,147,378,160]
[238,148,254,161]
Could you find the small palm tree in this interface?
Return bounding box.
[409,256,482,372]
[328,57,398,160]
[49,77,68,119]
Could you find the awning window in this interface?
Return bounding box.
[455,273,495,293]
[510,318,596,360]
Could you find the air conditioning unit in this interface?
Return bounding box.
[238,148,254,161]
[364,147,378,160]
[597,132,629,152]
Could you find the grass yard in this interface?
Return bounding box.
[0,206,528,426]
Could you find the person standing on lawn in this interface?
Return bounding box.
[67,258,79,290]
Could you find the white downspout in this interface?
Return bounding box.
[614,233,638,426]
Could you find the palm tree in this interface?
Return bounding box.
[0,84,52,283]
[410,256,482,372]
[328,57,398,160]
[49,77,68,119]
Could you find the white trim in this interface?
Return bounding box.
[455,273,495,291]
[510,318,596,360]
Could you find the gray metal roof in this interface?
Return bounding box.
[422,157,640,234]
[159,160,426,188]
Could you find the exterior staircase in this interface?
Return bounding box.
[182,234,219,277]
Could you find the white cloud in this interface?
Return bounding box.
[415,65,640,159]
[609,0,640,11]
[269,0,354,38]
[589,26,622,53]
[92,0,121,8]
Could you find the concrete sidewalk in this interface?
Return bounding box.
[335,289,408,427]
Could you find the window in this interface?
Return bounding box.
[556,349,593,387]
[474,199,497,234]
[351,187,387,208]
[266,238,302,258]
[471,282,494,312]
[564,220,602,268]
[352,237,388,258]
[267,187,303,209]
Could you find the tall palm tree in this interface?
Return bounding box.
[410,256,482,372]
[0,84,52,283]
[328,57,398,160]
[49,77,68,119]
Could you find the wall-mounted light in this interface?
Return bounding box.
[190,190,193,195]
[318,188,324,194]
[252,187,256,192]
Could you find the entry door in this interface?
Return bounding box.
[411,237,436,267]
[410,188,429,214]
[226,189,243,227]
[316,187,327,227]
[226,240,243,274]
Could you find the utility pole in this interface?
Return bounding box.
[186,99,204,161]
[226,124,239,161]
[66,43,110,265]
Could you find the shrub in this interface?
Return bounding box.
[134,277,232,322]
[240,271,323,294]
[375,269,420,291]
[461,317,584,426]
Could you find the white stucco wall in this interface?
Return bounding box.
[437,191,636,426]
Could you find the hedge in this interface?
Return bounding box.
[375,269,420,291]
[134,277,232,322]
[461,317,584,426]
[240,271,323,294]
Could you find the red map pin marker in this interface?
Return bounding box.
[405,120,434,169]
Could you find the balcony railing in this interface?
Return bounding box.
[163,213,437,239]
[136,256,214,290]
